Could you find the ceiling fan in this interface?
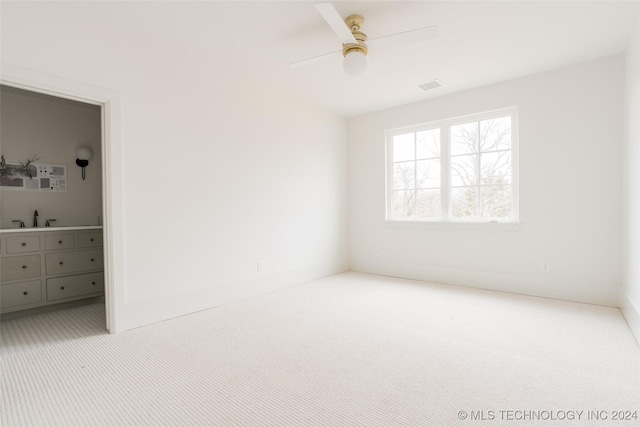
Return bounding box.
[288,3,438,76]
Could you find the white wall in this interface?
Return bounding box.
[349,56,624,307]
[1,2,348,330]
[0,86,102,228]
[622,14,640,343]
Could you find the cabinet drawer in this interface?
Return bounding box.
[1,280,42,309]
[1,255,42,281]
[78,232,102,248]
[6,236,40,254]
[46,249,103,275]
[47,273,104,301]
[45,234,75,251]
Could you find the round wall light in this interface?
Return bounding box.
[75,147,93,180]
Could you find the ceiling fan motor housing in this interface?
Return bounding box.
[343,14,368,57]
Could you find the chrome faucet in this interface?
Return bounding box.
[33,210,39,227]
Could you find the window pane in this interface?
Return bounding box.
[416,190,441,218]
[451,122,477,155]
[393,190,416,218]
[387,109,516,223]
[417,159,440,189]
[451,154,477,187]
[393,161,415,190]
[481,185,512,219]
[393,133,415,162]
[480,117,511,152]
[480,151,511,185]
[451,187,479,218]
[416,129,440,159]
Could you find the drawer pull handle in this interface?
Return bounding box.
[60,286,65,290]
[58,240,63,244]
[59,261,64,265]
[22,265,27,269]
[90,238,94,242]
[21,242,26,246]
[23,291,28,295]
[92,281,96,285]
[91,258,95,262]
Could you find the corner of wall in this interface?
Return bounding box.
[621,11,640,346]
[621,290,640,346]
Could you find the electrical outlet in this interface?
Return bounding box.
[257,261,264,272]
[541,263,550,273]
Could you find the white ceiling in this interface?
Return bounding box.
[236,0,640,117]
[3,1,639,117]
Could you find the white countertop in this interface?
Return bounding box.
[0,226,103,234]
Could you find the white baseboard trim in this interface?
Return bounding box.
[123,263,346,331]
[351,258,618,307]
[620,292,640,346]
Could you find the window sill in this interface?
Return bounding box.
[384,219,520,231]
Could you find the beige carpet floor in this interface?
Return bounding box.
[1,272,639,426]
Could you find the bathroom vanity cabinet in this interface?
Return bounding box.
[0,227,104,314]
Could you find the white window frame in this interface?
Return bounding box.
[385,107,519,229]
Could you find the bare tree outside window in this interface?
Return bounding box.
[388,109,516,222]
[451,116,512,219]
[392,129,441,218]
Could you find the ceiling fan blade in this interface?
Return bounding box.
[367,25,438,52]
[287,49,342,68]
[315,3,357,45]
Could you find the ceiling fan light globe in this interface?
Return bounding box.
[343,51,367,76]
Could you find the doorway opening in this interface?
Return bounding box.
[0,67,122,333]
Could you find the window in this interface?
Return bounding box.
[386,107,518,223]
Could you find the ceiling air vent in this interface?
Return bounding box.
[418,79,443,91]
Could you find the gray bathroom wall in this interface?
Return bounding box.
[0,85,102,228]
